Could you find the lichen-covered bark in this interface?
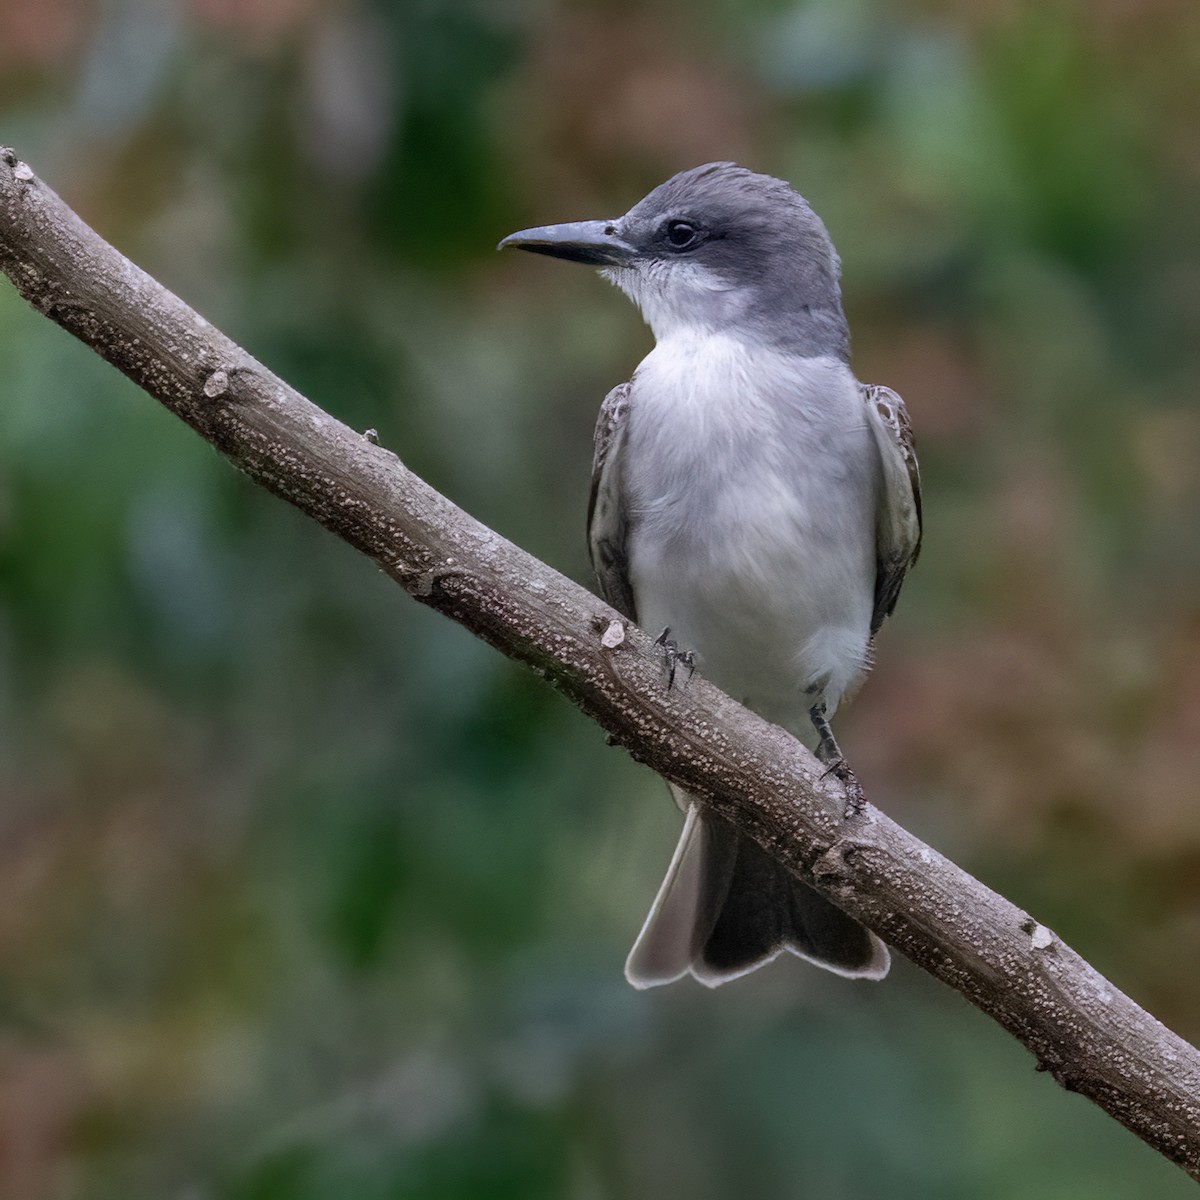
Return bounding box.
[2,146,1198,1179]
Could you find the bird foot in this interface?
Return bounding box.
[821,758,867,819]
[654,627,696,689]
[808,702,867,818]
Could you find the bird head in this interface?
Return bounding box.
[499,162,848,358]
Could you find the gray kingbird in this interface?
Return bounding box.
[500,162,921,988]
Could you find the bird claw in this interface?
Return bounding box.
[821,758,867,819]
[654,627,696,689]
[809,702,867,818]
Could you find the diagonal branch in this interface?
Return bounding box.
[1,146,1198,1178]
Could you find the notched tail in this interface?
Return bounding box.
[625,803,889,989]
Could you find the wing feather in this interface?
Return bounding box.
[587,382,637,621]
[863,384,922,635]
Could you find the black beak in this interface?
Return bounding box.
[497,220,637,267]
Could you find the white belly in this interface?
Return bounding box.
[623,338,878,739]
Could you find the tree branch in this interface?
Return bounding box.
[2,146,1197,1178]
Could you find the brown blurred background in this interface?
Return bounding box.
[1,0,1199,1196]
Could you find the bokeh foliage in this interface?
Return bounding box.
[1,0,1199,1196]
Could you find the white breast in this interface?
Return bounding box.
[623,333,879,737]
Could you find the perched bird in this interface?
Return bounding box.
[500,163,921,988]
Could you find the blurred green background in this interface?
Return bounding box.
[2,0,1199,1196]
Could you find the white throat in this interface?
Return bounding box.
[602,262,751,342]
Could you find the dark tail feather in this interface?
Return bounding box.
[625,803,889,988]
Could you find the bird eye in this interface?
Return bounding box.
[664,220,700,249]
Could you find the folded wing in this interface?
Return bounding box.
[863,384,922,636]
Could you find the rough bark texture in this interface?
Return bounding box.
[2,147,1198,1178]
